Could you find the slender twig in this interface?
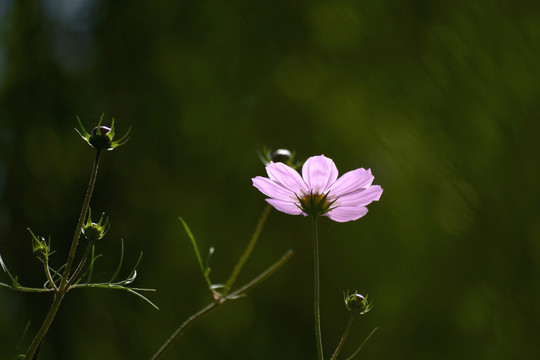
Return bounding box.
[150,249,294,360]
[25,150,102,359]
[222,204,272,296]
[331,311,357,360]
[313,216,324,360]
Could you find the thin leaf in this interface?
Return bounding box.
[179,217,212,287]
[345,327,378,360]
[179,217,205,274]
[71,282,158,310]
[123,270,137,285]
[209,284,225,290]
[0,252,17,285]
[205,247,215,271]
[109,239,125,283]
[124,288,159,310]
[16,320,31,351]
[126,251,143,281]
[48,264,65,285]
[86,246,101,284]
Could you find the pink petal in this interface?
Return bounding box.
[337,185,383,206]
[266,198,305,216]
[328,168,374,196]
[252,177,296,201]
[302,155,338,193]
[266,161,309,195]
[326,206,369,222]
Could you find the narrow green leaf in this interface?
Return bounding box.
[109,239,125,283]
[124,288,159,310]
[75,116,91,139]
[86,246,100,284]
[71,282,158,310]
[345,327,378,360]
[124,270,137,285]
[0,251,17,284]
[126,251,143,281]
[205,247,215,271]
[179,217,212,287]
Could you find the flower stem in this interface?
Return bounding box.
[150,249,293,360]
[331,311,356,360]
[313,216,324,360]
[25,151,101,359]
[222,204,271,296]
[43,258,58,291]
[67,238,95,286]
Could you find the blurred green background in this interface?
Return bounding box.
[1,0,539,359]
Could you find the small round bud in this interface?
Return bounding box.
[82,225,101,242]
[76,116,131,151]
[89,126,112,150]
[82,210,109,242]
[29,229,51,262]
[344,291,372,314]
[271,149,293,163]
[32,241,49,260]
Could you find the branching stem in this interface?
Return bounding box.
[24,150,101,359]
[150,249,293,360]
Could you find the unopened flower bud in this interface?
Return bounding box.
[76,114,131,152]
[271,149,292,163]
[89,126,112,150]
[29,229,52,262]
[258,147,301,169]
[82,209,109,242]
[344,291,372,314]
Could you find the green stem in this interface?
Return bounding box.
[150,249,293,360]
[0,283,54,293]
[331,311,356,360]
[67,239,95,286]
[25,151,101,359]
[222,204,271,296]
[313,216,324,360]
[43,258,58,291]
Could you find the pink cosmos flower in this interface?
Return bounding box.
[252,155,383,222]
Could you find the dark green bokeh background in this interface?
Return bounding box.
[1,0,539,359]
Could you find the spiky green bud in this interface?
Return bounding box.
[82,208,109,242]
[28,229,53,262]
[344,291,373,314]
[76,114,131,151]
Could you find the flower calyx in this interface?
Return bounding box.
[82,208,109,242]
[76,114,131,151]
[344,290,373,314]
[296,190,337,217]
